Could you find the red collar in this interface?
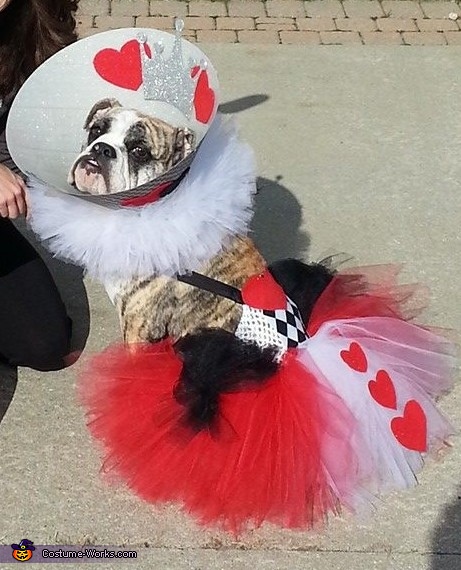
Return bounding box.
[120,181,173,208]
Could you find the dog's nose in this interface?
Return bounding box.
[92,142,116,159]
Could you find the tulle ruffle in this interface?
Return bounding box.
[80,342,360,533]
[79,266,456,532]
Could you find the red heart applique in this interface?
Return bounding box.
[241,271,287,311]
[93,39,144,91]
[340,342,368,373]
[193,69,215,124]
[368,369,397,410]
[391,400,427,452]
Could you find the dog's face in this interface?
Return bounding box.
[68,98,195,194]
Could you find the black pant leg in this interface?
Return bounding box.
[0,218,72,371]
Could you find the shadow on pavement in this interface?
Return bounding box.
[252,176,310,263]
[219,94,309,263]
[431,488,461,570]
[219,94,270,115]
[0,362,17,423]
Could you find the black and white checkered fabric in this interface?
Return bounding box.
[235,296,308,358]
[262,298,308,348]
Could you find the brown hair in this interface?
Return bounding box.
[0,0,79,99]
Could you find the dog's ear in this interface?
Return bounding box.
[172,127,195,165]
[83,98,122,130]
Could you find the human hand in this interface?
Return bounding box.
[0,0,13,13]
[0,164,29,219]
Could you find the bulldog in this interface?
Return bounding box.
[68,98,195,194]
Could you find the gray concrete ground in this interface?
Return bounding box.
[0,46,460,569]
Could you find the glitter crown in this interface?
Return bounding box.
[137,19,206,119]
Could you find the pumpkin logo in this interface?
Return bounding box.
[11,539,35,562]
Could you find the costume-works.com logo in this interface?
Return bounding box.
[11,539,35,562]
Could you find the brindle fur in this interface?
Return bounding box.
[113,236,266,344]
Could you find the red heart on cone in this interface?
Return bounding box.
[193,70,215,124]
[93,40,143,91]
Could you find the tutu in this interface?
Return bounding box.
[80,342,361,532]
[79,266,456,533]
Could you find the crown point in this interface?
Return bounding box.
[137,32,148,44]
[174,18,185,33]
[200,58,208,70]
[138,27,205,119]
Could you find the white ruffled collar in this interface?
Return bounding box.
[28,115,256,283]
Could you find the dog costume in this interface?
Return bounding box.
[7,23,456,533]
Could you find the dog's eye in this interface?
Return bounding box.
[131,147,148,159]
[91,127,102,136]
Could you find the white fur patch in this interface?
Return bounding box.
[27,115,256,283]
[111,110,141,137]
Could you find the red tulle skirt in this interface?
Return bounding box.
[79,266,456,533]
